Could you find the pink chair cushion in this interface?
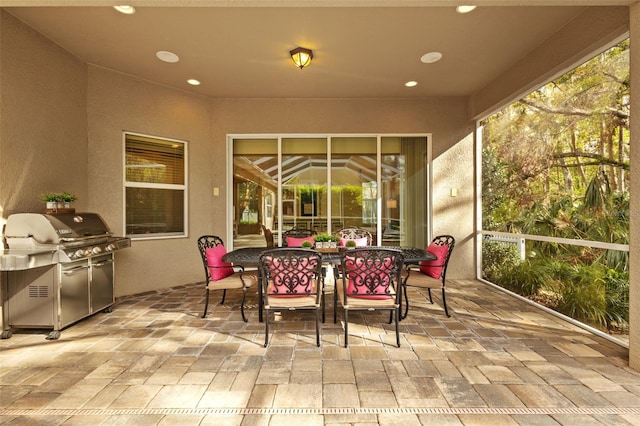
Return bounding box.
[339,237,368,247]
[419,243,449,279]
[286,236,316,247]
[266,256,315,297]
[205,245,235,281]
[345,256,393,299]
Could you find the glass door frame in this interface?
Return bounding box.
[226,133,433,249]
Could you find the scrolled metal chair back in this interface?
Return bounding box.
[335,228,373,246]
[341,248,403,298]
[260,248,322,297]
[197,235,225,282]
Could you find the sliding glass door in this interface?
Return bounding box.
[230,135,430,249]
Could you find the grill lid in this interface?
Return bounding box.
[5,213,112,244]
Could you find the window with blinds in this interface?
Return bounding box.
[124,132,187,239]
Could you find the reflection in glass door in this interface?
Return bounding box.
[231,135,429,249]
[280,138,328,239]
[330,137,377,239]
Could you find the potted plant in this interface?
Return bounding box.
[59,192,77,208]
[40,192,77,211]
[345,240,357,249]
[314,233,331,248]
[40,192,60,210]
[328,234,339,248]
[301,241,313,249]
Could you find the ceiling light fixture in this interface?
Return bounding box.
[113,5,136,15]
[456,5,477,14]
[187,79,201,86]
[405,81,418,87]
[421,52,443,64]
[156,51,179,63]
[289,47,313,69]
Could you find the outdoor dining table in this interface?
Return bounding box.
[222,246,436,322]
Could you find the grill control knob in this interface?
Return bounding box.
[75,249,85,258]
[92,246,102,254]
[106,244,116,252]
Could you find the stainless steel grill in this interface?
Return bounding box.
[1,212,130,340]
[4,212,130,262]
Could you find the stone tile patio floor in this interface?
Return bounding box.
[2,278,640,425]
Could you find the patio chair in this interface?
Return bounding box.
[335,227,373,247]
[402,235,455,318]
[332,227,373,284]
[282,227,317,247]
[334,247,404,347]
[261,224,275,247]
[197,235,257,322]
[259,248,324,347]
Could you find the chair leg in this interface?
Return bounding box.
[316,308,321,347]
[264,309,269,348]
[201,288,210,318]
[395,308,400,347]
[402,282,410,319]
[441,288,451,317]
[333,289,338,324]
[221,289,227,305]
[427,288,434,304]
[321,288,326,324]
[344,309,349,348]
[240,288,248,323]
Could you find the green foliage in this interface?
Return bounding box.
[301,241,313,248]
[555,263,607,327]
[40,192,77,202]
[494,256,549,297]
[314,233,332,242]
[603,268,629,331]
[481,239,520,282]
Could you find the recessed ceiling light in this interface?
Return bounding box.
[113,5,135,15]
[156,51,179,63]
[187,79,201,86]
[421,52,443,64]
[405,81,418,87]
[456,5,477,14]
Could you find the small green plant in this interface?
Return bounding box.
[60,192,77,202]
[40,192,77,203]
[345,240,357,248]
[301,241,313,248]
[40,192,62,202]
[314,233,331,243]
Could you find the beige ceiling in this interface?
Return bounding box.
[1,1,633,100]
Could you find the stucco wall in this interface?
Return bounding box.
[87,66,213,296]
[86,77,474,296]
[0,11,88,218]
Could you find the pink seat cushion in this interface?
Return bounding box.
[266,256,315,297]
[345,256,393,299]
[286,236,316,247]
[419,243,449,279]
[339,237,368,247]
[205,245,235,281]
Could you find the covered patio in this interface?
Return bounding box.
[2,279,639,424]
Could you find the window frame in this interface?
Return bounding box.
[123,131,189,240]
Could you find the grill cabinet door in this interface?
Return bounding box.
[60,261,90,328]
[90,254,114,313]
